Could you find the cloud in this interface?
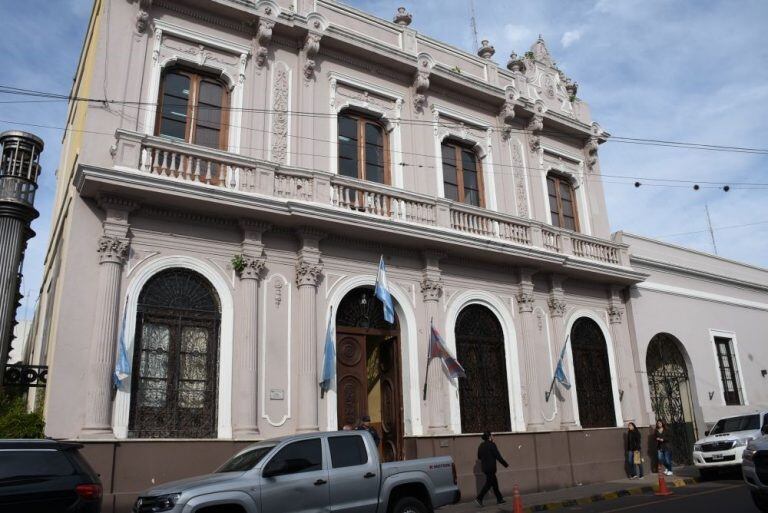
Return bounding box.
[561,30,582,48]
[503,24,535,48]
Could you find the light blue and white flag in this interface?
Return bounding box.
[374,256,395,324]
[320,308,336,398]
[113,296,131,389]
[554,336,571,390]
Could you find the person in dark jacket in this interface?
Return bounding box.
[356,415,380,446]
[474,431,509,507]
[655,420,673,475]
[626,422,644,478]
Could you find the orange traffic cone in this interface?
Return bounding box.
[655,467,673,496]
[512,484,524,513]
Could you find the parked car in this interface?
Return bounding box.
[133,431,460,513]
[0,439,102,513]
[743,424,768,512]
[692,411,768,478]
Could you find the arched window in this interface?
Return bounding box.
[337,111,389,184]
[442,141,484,207]
[455,304,510,433]
[129,268,221,438]
[547,172,579,231]
[570,317,615,428]
[156,68,229,150]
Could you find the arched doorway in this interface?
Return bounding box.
[336,286,402,461]
[129,268,221,438]
[646,333,696,465]
[571,317,616,428]
[455,304,510,433]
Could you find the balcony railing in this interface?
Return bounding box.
[112,130,629,267]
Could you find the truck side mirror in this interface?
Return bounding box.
[762,424,768,436]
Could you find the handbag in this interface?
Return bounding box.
[633,450,642,465]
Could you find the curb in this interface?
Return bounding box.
[522,477,699,512]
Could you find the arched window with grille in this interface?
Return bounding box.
[337,111,389,184]
[570,317,616,428]
[441,140,484,207]
[129,268,221,438]
[546,172,579,231]
[156,68,229,150]
[455,304,510,433]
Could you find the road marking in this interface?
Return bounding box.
[599,484,743,512]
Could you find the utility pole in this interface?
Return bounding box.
[705,203,718,255]
[469,0,479,52]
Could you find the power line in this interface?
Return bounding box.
[657,220,768,239]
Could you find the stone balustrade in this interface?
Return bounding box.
[112,130,629,268]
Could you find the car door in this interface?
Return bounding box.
[327,433,379,513]
[259,438,329,513]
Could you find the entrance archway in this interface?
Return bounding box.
[129,268,221,438]
[646,333,696,465]
[455,304,510,433]
[336,286,403,461]
[571,317,616,428]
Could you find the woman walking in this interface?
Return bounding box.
[655,420,674,475]
[627,422,644,479]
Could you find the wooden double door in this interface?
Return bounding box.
[336,329,403,462]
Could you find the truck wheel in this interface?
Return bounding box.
[752,490,768,513]
[390,497,429,513]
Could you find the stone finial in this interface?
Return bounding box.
[393,6,412,26]
[565,78,578,99]
[477,40,495,59]
[529,34,554,66]
[506,52,526,74]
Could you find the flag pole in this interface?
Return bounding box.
[422,317,433,401]
[545,335,570,402]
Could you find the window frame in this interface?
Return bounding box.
[328,434,369,469]
[546,171,580,232]
[337,111,391,185]
[714,337,742,406]
[155,67,230,150]
[441,140,485,208]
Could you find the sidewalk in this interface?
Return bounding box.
[443,467,699,512]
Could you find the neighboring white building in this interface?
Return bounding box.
[8,319,32,364]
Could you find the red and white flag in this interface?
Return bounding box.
[423,321,466,400]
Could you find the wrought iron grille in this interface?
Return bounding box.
[571,317,616,428]
[129,269,221,439]
[455,304,511,433]
[3,364,48,387]
[336,286,398,330]
[646,333,695,465]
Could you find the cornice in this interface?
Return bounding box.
[155,0,250,33]
[630,255,768,294]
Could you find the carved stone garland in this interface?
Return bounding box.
[271,64,290,164]
[255,19,274,69]
[510,139,529,218]
[136,0,153,34]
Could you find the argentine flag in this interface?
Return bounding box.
[320,309,336,398]
[374,256,395,324]
[554,336,571,389]
[113,296,131,389]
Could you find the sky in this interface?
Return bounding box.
[1,0,767,320]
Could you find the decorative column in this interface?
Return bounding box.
[517,267,544,430]
[295,228,324,432]
[232,220,268,438]
[608,285,635,424]
[421,250,446,433]
[547,275,576,428]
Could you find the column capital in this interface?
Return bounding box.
[608,305,624,324]
[296,259,323,287]
[239,256,266,281]
[420,278,443,302]
[547,296,566,317]
[97,235,130,265]
[517,291,535,313]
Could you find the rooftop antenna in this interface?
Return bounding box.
[705,203,718,255]
[469,0,479,52]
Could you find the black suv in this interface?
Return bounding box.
[0,439,102,513]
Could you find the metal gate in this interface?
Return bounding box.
[646,333,695,465]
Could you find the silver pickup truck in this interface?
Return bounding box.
[132,431,460,513]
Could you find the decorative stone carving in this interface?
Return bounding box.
[530,34,554,67]
[271,63,290,164]
[507,52,526,74]
[510,139,529,218]
[158,35,241,85]
[517,292,535,313]
[296,260,323,287]
[255,19,274,69]
[97,236,130,265]
[413,54,433,111]
[527,113,544,152]
[274,280,283,307]
[536,310,544,331]
[477,40,495,59]
[565,78,578,99]
[420,278,443,302]
[302,33,322,81]
[608,305,623,324]
[500,87,517,128]
[136,0,153,34]
[239,256,266,280]
[393,6,412,26]
[548,296,566,317]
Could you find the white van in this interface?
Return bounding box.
[692,411,768,478]
[743,424,768,513]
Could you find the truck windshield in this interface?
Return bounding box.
[216,445,275,473]
[709,414,760,435]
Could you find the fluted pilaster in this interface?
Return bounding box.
[517,268,544,430]
[296,258,323,432]
[421,277,447,432]
[608,290,635,424]
[547,284,576,428]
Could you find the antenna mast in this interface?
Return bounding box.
[705,204,718,255]
[469,0,479,52]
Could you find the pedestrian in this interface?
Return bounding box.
[626,422,644,479]
[655,420,673,475]
[356,415,380,446]
[341,423,354,431]
[474,431,509,507]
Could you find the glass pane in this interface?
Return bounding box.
[266,439,323,475]
[441,144,456,166]
[561,198,574,217]
[196,101,222,127]
[329,435,368,468]
[179,327,208,409]
[159,74,189,140]
[444,183,459,201]
[199,81,223,107]
[461,150,477,172]
[547,176,557,195]
[464,188,480,206]
[159,118,187,140]
[563,215,576,231]
[139,324,169,379]
[366,164,384,184]
[195,126,221,149]
[339,115,358,139]
[365,123,385,183]
[0,451,75,480]
[551,211,562,228]
[560,181,573,202]
[463,169,478,189]
[338,116,359,178]
[442,163,457,185]
[164,73,190,98]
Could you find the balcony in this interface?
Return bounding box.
[91,130,643,282]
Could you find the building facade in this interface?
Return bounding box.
[26,0,766,509]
